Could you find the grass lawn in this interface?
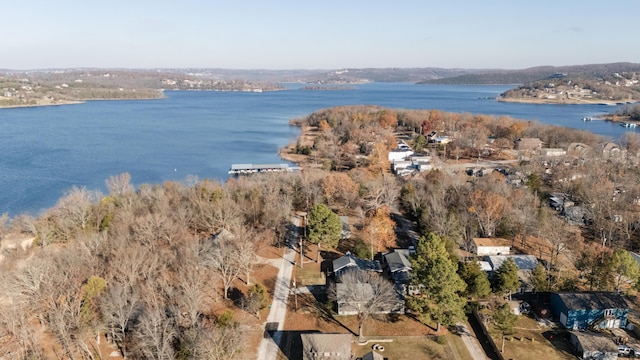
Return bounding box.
[488,316,575,360]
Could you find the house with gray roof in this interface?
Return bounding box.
[383,250,412,285]
[332,253,382,281]
[335,281,405,316]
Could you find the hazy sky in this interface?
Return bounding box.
[3,0,639,70]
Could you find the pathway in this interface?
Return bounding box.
[457,322,489,360]
[256,247,296,360]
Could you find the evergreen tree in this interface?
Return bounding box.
[493,303,518,335]
[307,204,342,262]
[493,258,520,300]
[531,262,548,293]
[407,233,466,332]
[458,261,491,300]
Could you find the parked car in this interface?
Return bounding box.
[618,345,636,357]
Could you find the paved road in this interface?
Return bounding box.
[256,247,296,360]
[457,322,489,360]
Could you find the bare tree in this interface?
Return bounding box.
[329,268,401,340]
[54,185,100,232]
[134,300,177,360]
[106,172,135,197]
[203,233,243,299]
[100,283,141,356]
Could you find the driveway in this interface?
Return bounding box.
[457,322,489,360]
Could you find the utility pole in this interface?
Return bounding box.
[292,279,298,312]
[299,236,303,269]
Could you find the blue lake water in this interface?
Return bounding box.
[0,83,634,216]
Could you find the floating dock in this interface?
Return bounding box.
[229,163,299,175]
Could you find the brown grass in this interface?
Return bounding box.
[488,316,575,360]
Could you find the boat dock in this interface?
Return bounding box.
[229,163,299,175]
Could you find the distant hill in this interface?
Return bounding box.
[419,63,640,85]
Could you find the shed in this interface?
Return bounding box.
[569,331,618,360]
[550,292,628,330]
[301,333,352,360]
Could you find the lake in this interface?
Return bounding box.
[0,83,634,216]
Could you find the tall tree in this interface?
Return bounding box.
[458,261,491,300]
[407,233,466,332]
[468,187,506,238]
[363,205,396,257]
[493,258,520,300]
[531,262,549,293]
[307,204,342,262]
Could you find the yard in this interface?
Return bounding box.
[487,316,575,360]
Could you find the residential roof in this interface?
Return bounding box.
[555,292,628,311]
[515,138,543,151]
[332,254,382,274]
[478,261,493,272]
[362,350,384,360]
[300,333,352,360]
[473,237,511,248]
[486,255,538,271]
[570,331,618,353]
[384,251,412,273]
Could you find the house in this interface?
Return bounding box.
[388,149,414,162]
[361,350,384,360]
[515,138,543,152]
[567,142,593,158]
[602,142,625,160]
[568,331,618,360]
[550,292,629,330]
[471,238,511,256]
[541,148,567,157]
[335,281,405,316]
[383,249,413,286]
[301,333,352,360]
[332,253,382,280]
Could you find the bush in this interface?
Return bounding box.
[217,309,236,327]
[434,335,447,345]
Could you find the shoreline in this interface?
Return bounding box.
[498,96,638,106]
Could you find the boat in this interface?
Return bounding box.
[621,122,637,128]
[582,117,593,121]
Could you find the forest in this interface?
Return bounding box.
[2,104,640,358]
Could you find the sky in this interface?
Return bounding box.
[3,0,640,70]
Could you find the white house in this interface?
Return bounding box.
[470,238,511,256]
[388,149,414,162]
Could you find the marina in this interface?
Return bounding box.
[229,163,299,175]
